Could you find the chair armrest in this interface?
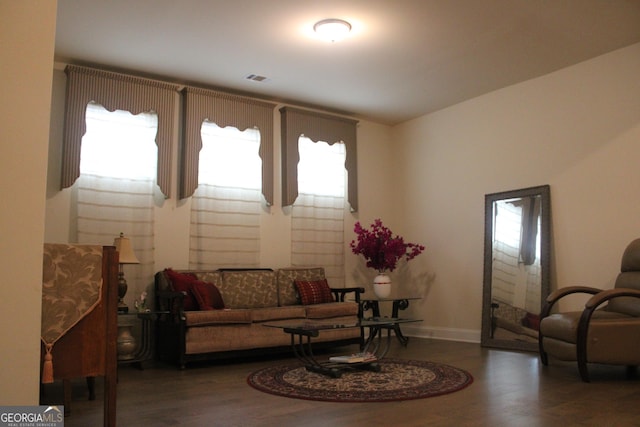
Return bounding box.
[546,286,602,304]
[584,287,640,310]
[541,286,602,319]
[330,287,365,303]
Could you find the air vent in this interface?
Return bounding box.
[245,74,269,82]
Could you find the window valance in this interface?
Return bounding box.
[61,65,180,198]
[280,107,358,211]
[181,86,276,204]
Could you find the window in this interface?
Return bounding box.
[189,122,262,269]
[280,106,358,211]
[76,102,157,303]
[62,64,180,197]
[180,86,275,202]
[291,137,347,286]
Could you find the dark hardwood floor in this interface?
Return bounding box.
[42,338,640,426]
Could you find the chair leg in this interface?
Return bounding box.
[538,336,548,366]
[626,365,638,378]
[540,351,548,366]
[87,377,96,400]
[63,380,72,416]
[577,358,590,382]
[576,308,594,382]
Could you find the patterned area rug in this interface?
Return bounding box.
[247,358,473,402]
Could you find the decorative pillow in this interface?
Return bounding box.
[522,312,540,331]
[191,280,225,310]
[164,268,198,311]
[294,279,334,305]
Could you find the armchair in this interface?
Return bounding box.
[539,238,640,382]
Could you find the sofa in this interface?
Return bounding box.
[154,267,364,368]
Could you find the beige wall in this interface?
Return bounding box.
[0,1,57,404]
[395,42,640,342]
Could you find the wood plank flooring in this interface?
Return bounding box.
[41,338,640,426]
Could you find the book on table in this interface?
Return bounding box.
[329,353,377,364]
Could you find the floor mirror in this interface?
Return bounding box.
[481,185,551,352]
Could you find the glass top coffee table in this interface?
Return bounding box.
[264,317,421,378]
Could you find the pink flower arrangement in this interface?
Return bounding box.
[350,219,425,273]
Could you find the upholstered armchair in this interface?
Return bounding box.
[539,238,640,382]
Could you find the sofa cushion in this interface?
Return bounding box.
[218,270,278,309]
[184,309,252,327]
[194,271,223,286]
[295,279,333,305]
[191,281,225,310]
[164,268,199,311]
[276,267,326,306]
[251,306,306,322]
[305,301,359,319]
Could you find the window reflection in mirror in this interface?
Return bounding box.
[490,196,541,343]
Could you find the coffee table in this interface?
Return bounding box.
[264,317,421,378]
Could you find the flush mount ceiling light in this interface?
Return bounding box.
[313,18,352,42]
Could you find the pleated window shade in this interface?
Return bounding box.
[189,123,262,269]
[291,138,347,287]
[62,65,180,198]
[75,102,156,306]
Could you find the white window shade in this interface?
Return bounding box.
[189,122,262,269]
[76,102,157,308]
[292,138,347,287]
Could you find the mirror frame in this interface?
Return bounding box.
[481,185,551,352]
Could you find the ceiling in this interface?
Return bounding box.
[55,0,640,125]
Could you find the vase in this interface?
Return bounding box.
[117,318,137,361]
[373,273,391,299]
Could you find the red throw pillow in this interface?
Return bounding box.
[523,312,540,331]
[191,281,225,310]
[294,279,334,305]
[164,268,198,311]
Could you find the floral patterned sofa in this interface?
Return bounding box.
[154,267,364,368]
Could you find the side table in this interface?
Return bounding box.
[360,295,421,346]
[117,311,167,368]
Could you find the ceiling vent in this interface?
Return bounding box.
[245,74,269,82]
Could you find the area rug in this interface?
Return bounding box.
[247,358,473,402]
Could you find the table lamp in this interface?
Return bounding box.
[114,232,140,313]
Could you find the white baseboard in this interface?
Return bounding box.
[400,324,481,344]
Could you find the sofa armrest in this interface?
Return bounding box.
[156,290,186,322]
[331,286,366,323]
[330,287,365,303]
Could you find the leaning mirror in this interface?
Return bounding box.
[481,185,551,352]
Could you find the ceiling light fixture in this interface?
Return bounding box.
[313,18,352,42]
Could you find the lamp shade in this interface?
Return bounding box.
[113,233,140,264]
